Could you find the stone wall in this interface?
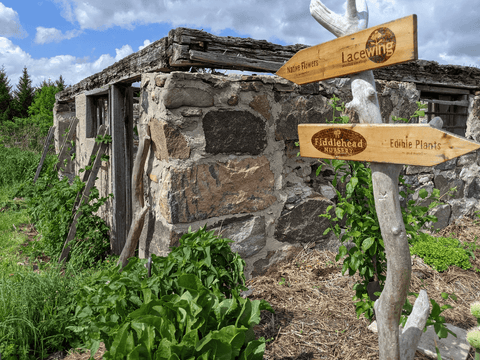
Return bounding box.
[54,71,480,279]
[136,71,432,278]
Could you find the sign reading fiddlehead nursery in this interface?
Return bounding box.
[276,15,417,85]
[298,124,480,166]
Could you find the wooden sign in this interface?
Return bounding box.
[276,15,417,85]
[298,124,480,166]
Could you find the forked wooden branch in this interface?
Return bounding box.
[117,123,151,269]
[310,1,429,359]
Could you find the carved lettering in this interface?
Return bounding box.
[390,138,442,150]
[312,128,367,157]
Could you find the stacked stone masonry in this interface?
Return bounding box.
[53,70,480,279]
[130,72,480,278]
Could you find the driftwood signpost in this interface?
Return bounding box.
[276,1,479,359]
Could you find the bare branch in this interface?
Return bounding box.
[310,0,369,38]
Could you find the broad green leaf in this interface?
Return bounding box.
[434,323,449,339]
[195,336,233,360]
[238,339,266,360]
[108,322,131,358]
[335,207,345,220]
[418,188,428,199]
[362,237,374,252]
[430,300,441,318]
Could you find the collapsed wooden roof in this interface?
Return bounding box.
[55,27,480,102]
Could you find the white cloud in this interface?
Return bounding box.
[34,27,83,44]
[138,39,151,51]
[0,3,26,38]
[115,44,134,61]
[0,37,135,87]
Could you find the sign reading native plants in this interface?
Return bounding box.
[276,15,418,84]
[298,124,480,166]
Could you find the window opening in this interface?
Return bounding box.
[417,84,471,137]
[86,91,109,138]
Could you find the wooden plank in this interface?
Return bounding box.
[84,86,109,97]
[422,98,469,107]
[125,87,134,235]
[373,61,480,88]
[425,112,459,116]
[298,123,480,166]
[33,126,55,183]
[111,84,127,255]
[54,117,79,173]
[55,37,169,102]
[417,84,471,95]
[58,140,109,263]
[169,27,307,68]
[277,15,417,85]
[71,125,108,212]
[189,50,283,73]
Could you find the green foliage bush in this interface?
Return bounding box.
[410,232,474,271]
[0,117,52,153]
[70,227,272,359]
[28,85,61,136]
[15,156,112,269]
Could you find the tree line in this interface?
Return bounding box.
[0,65,67,134]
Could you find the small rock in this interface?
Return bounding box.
[227,94,239,106]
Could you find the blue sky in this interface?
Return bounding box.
[0,0,478,89]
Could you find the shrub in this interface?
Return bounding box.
[16,155,112,269]
[70,227,272,359]
[410,232,474,272]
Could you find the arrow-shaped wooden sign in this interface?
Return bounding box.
[277,15,417,85]
[298,124,480,166]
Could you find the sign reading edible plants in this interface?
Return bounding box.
[298,123,480,166]
[276,15,417,85]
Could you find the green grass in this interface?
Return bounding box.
[0,184,31,267]
[0,262,83,359]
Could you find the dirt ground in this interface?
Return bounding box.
[48,217,480,360]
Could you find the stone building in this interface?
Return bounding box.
[54,28,480,278]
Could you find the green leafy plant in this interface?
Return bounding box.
[392,101,427,123]
[70,227,273,358]
[95,134,112,144]
[15,155,112,269]
[317,96,458,339]
[410,233,474,272]
[401,292,457,338]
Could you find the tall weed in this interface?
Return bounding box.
[0,144,54,187]
[0,263,83,359]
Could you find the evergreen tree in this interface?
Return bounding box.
[0,65,12,123]
[55,75,66,92]
[13,66,35,119]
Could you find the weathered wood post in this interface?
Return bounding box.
[307,2,427,358]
